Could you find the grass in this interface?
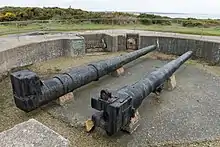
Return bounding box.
[0,22,220,36]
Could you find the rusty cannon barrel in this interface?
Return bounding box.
[10,45,157,112]
[91,51,193,136]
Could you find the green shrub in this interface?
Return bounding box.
[139,18,153,25]
[182,20,204,27]
[0,6,219,28]
[138,14,171,25]
[152,19,172,25]
[1,12,17,21]
[204,19,220,26]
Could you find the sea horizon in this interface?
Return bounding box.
[95,10,220,19]
[148,12,220,19]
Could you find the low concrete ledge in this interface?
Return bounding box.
[1,30,220,79]
[140,35,220,65]
[103,33,119,52]
[80,30,220,65]
[0,35,85,77]
[79,33,105,52]
[0,119,69,147]
[79,33,127,53]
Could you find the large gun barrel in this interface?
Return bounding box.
[10,45,157,112]
[91,51,193,136]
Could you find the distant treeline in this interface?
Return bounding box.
[0,6,220,27]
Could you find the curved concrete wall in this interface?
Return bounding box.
[83,30,220,65]
[0,40,63,73]
[1,31,220,79]
[0,36,85,77]
[82,32,220,65]
[139,36,220,65]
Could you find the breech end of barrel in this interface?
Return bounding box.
[91,90,134,136]
[10,70,43,112]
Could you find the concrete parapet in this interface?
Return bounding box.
[118,35,126,51]
[0,39,64,74]
[103,34,115,52]
[79,33,105,52]
[139,35,220,65]
[0,36,85,77]
[1,31,220,79]
[104,34,127,52]
[63,37,85,57]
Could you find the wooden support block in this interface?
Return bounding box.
[55,92,74,106]
[164,74,177,91]
[111,67,125,77]
[121,110,140,134]
[85,119,95,132]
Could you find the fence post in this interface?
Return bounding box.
[134,19,137,33]
[111,17,113,34]
[16,22,20,41]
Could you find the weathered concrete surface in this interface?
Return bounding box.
[1,29,220,68]
[79,33,105,52]
[82,29,220,43]
[117,35,126,51]
[140,36,220,65]
[82,30,220,64]
[63,38,85,56]
[0,32,127,79]
[0,33,76,51]
[103,34,120,52]
[80,33,126,53]
[45,56,220,146]
[0,35,85,78]
[0,119,69,147]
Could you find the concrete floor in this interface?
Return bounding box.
[1,53,220,146]
[47,56,220,146]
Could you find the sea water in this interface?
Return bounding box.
[150,13,220,19]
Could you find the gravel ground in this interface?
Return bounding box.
[0,52,220,147]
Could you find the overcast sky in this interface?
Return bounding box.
[0,0,220,14]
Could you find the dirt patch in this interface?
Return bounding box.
[147,51,178,61]
[29,52,125,76]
